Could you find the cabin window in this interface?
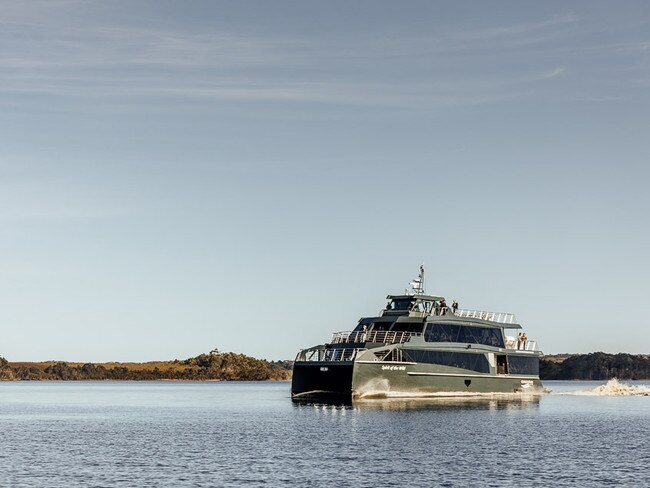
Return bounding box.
[389,323,424,333]
[507,355,539,375]
[372,322,394,332]
[390,299,414,311]
[424,323,505,348]
[496,355,508,374]
[403,350,490,373]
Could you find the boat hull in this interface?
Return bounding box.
[351,361,542,398]
[291,361,354,401]
[291,360,542,400]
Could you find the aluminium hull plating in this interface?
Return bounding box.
[291,360,542,400]
[351,361,542,398]
[291,361,354,401]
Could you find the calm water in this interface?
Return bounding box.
[1,381,648,487]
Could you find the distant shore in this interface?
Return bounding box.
[539,352,649,380]
[1,352,648,381]
[0,352,292,381]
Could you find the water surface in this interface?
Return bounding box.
[1,381,648,487]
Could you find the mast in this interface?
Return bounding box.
[410,265,425,295]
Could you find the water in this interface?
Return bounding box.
[1,381,648,487]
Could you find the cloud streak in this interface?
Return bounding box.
[0,3,648,111]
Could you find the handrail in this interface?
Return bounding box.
[455,309,517,324]
[504,338,538,352]
[300,347,366,362]
[329,330,421,345]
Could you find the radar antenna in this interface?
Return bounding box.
[409,265,425,295]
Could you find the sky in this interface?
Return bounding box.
[1,0,649,361]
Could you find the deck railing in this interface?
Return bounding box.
[300,347,366,362]
[504,339,538,352]
[455,309,517,324]
[329,330,421,345]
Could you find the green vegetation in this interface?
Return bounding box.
[540,353,650,380]
[0,357,17,380]
[1,351,292,381]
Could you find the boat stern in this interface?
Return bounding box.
[290,345,357,401]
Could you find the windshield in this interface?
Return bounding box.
[389,299,414,311]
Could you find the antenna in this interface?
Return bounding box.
[409,265,425,295]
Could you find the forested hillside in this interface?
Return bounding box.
[1,351,292,381]
[540,353,649,380]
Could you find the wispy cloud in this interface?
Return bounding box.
[0,3,647,111]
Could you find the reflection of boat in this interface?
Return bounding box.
[292,395,541,412]
[291,267,543,401]
[353,396,541,412]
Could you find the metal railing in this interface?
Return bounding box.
[455,309,517,324]
[504,336,538,351]
[517,340,538,352]
[300,347,366,362]
[329,330,421,345]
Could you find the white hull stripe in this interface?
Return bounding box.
[356,361,417,365]
[407,372,539,379]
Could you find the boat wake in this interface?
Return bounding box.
[356,390,545,399]
[556,379,650,397]
[354,377,548,399]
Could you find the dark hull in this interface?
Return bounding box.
[291,362,353,402]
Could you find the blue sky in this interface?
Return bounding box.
[1,1,649,361]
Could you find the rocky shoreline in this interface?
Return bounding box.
[539,352,649,380]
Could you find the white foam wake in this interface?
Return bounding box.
[358,390,528,399]
[560,379,650,396]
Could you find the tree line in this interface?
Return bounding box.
[0,352,293,381]
[539,353,650,380]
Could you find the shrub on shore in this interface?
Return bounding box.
[540,353,650,380]
[2,351,293,381]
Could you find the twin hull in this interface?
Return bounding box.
[291,359,542,400]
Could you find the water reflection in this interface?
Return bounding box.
[293,395,541,412]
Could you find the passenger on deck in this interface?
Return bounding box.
[440,299,448,315]
[521,333,528,350]
[452,300,459,315]
[517,332,523,350]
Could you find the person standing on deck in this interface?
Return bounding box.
[452,300,459,315]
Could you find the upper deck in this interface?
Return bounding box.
[333,266,538,352]
[296,267,541,365]
[382,295,520,327]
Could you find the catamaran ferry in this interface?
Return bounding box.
[291,267,542,400]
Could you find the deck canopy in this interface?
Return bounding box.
[384,294,445,314]
[386,294,445,302]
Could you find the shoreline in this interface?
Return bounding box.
[0,352,293,382]
[2,352,648,382]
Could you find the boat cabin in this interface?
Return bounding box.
[383,294,446,316]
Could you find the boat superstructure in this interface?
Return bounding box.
[291,267,542,401]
